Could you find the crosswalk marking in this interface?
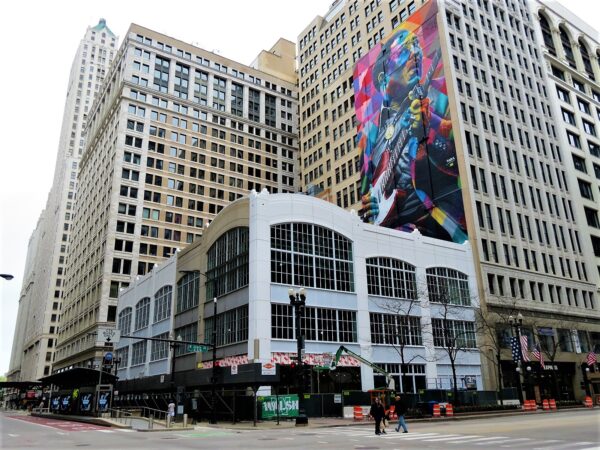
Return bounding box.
[478,437,531,445]
[297,427,597,449]
[423,435,482,442]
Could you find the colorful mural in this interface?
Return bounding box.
[355,0,467,243]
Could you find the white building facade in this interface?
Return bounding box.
[115,255,177,380]
[176,192,482,392]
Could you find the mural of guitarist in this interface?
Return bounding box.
[355,1,467,244]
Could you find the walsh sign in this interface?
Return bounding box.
[260,395,299,419]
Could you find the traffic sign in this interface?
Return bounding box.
[187,344,209,352]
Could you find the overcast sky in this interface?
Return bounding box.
[0,0,597,376]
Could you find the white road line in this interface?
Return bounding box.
[452,436,514,444]
[422,434,481,442]
[97,429,113,433]
[397,433,445,440]
[478,437,532,445]
[7,434,19,437]
[542,443,596,449]
[421,434,461,441]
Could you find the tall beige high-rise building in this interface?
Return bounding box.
[53,24,298,371]
[7,20,118,381]
[297,0,599,400]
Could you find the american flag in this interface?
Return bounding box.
[520,335,530,362]
[532,344,544,369]
[511,336,521,364]
[587,351,598,367]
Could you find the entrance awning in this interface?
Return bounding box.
[39,368,118,388]
[0,381,42,389]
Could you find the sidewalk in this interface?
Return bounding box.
[196,405,593,430]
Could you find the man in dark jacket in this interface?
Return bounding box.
[369,397,386,435]
[393,394,408,432]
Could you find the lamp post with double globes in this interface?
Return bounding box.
[509,313,525,404]
[210,296,218,425]
[288,288,308,426]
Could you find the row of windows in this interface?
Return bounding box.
[206,227,249,299]
[117,286,173,334]
[271,304,357,343]
[205,305,249,347]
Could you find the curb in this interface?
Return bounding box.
[196,406,594,430]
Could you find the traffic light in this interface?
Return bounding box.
[302,366,312,393]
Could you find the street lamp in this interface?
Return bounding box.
[582,364,591,397]
[508,313,525,404]
[169,332,182,406]
[288,287,308,426]
[210,296,218,425]
[0,274,14,280]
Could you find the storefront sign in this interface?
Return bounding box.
[260,395,298,419]
[97,391,111,412]
[231,364,238,375]
[261,362,276,376]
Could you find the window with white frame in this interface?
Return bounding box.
[153,285,172,323]
[370,313,422,346]
[150,332,169,361]
[431,319,476,348]
[131,341,147,366]
[116,346,129,370]
[366,257,417,299]
[118,307,132,335]
[426,267,471,306]
[134,298,151,330]
[270,304,357,342]
[270,223,354,292]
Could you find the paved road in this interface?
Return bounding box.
[1,409,599,449]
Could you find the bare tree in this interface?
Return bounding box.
[375,290,426,374]
[474,295,521,406]
[426,271,480,405]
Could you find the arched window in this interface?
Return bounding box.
[177,271,200,313]
[538,13,556,56]
[270,223,354,292]
[206,227,249,298]
[559,26,575,68]
[117,307,132,336]
[134,297,150,330]
[579,38,595,80]
[426,267,470,306]
[154,285,172,323]
[366,257,417,299]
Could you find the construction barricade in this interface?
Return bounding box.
[549,399,557,410]
[523,399,536,412]
[388,405,397,420]
[584,396,593,408]
[432,403,441,418]
[542,399,550,411]
[445,403,454,417]
[353,406,364,421]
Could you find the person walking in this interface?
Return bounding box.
[393,394,408,433]
[369,397,386,435]
[167,400,175,427]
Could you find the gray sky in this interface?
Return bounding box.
[0,0,598,376]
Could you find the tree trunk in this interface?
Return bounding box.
[451,358,459,405]
[497,351,504,406]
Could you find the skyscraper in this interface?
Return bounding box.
[53,24,299,371]
[297,0,599,399]
[7,19,118,381]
